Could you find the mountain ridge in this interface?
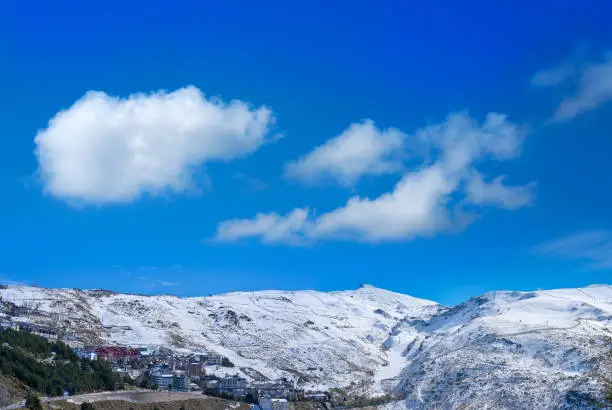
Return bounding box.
[1,283,610,409]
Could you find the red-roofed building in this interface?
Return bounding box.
[95,346,140,362]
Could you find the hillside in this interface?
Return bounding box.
[0,327,126,409]
[1,284,611,409]
[384,285,612,409]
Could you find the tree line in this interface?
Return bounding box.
[0,328,127,397]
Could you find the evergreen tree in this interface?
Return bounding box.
[25,392,42,410]
[0,329,127,397]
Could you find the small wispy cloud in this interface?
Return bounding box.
[465,171,536,210]
[534,231,612,270]
[113,266,181,290]
[216,208,311,245]
[138,277,179,289]
[531,62,576,87]
[158,281,178,287]
[532,50,612,122]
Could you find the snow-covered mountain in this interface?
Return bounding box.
[383,285,612,409]
[1,284,610,409]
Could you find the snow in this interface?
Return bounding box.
[1,284,610,408]
[384,286,612,409]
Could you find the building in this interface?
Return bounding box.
[113,368,141,379]
[218,374,248,390]
[214,374,249,399]
[137,347,152,357]
[252,378,297,400]
[132,369,144,379]
[5,302,30,317]
[150,367,190,392]
[188,362,202,378]
[151,372,174,389]
[205,379,219,389]
[74,348,97,361]
[259,398,290,410]
[305,393,328,402]
[95,346,139,362]
[172,374,189,392]
[62,334,84,349]
[0,319,19,330]
[150,364,171,374]
[17,322,58,340]
[201,354,223,366]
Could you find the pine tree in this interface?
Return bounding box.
[25,392,42,410]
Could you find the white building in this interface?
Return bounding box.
[218,374,248,390]
[137,347,151,357]
[259,398,290,410]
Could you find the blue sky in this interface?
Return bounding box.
[1,0,611,305]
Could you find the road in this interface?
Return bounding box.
[2,389,206,409]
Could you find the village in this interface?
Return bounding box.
[0,296,332,410]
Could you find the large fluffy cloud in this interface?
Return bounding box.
[215,112,534,244]
[35,86,274,204]
[284,120,406,186]
[532,51,612,122]
[311,165,457,241]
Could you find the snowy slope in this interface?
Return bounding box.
[1,284,610,408]
[383,285,612,409]
[0,284,439,394]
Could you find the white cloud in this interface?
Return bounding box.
[284,120,406,186]
[35,86,275,204]
[534,231,612,270]
[465,171,535,210]
[215,208,311,245]
[415,112,524,168]
[531,63,576,87]
[312,165,457,241]
[532,51,612,121]
[216,112,533,244]
[553,54,612,121]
